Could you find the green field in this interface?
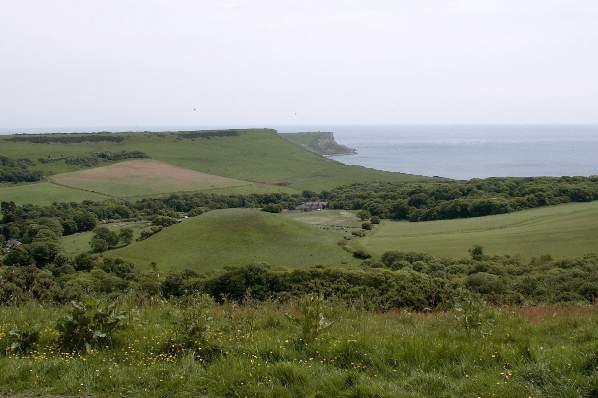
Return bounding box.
[355,201,598,259]
[0,182,108,205]
[0,130,428,200]
[109,209,356,271]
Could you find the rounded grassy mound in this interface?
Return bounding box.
[109,208,355,271]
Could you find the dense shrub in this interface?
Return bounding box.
[90,227,119,253]
[138,226,163,241]
[353,249,371,259]
[0,156,44,183]
[262,204,283,213]
[55,299,125,352]
[0,325,40,355]
[162,295,224,362]
[152,216,179,227]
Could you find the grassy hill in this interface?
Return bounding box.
[108,208,356,271]
[354,201,598,259]
[0,130,429,205]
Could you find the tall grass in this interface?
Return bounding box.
[0,299,596,397]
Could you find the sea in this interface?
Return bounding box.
[318,124,598,180]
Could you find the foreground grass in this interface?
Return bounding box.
[0,301,596,397]
[109,209,356,271]
[356,201,598,259]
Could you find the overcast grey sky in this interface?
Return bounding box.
[1,0,598,130]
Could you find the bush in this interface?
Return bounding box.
[1,325,40,355]
[163,295,223,362]
[56,299,126,352]
[469,245,485,261]
[353,250,371,260]
[357,210,370,221]
[118,228,134,245]
[453,291,496,336]
[3,246,33,267]
[287,294,337,345]
[188,207,207,217]
[361,222,372,230]
[262,204,283,213]
[90,227,119,253]
[138,226,163,241]
[74,253,95,272]
[466,272,505,295]
[152,216,179,227]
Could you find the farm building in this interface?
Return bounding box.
[4,239,22,252]
[296,201,328,211]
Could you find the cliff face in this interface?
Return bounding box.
[281,131,356,156]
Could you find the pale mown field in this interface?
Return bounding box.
[355,201,598,259]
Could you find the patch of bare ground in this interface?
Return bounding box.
[50,159,250,196]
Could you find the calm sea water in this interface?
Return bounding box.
[324,125,598,180]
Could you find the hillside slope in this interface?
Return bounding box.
[0,129,429,199]
[109,208,356,271]
[354,201,598,259]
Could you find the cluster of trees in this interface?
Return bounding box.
[1,201,103,244]
[0,156,44,183]
[39,150,148,167]
[90,227,133,253]
[326,177,598,221]
[1,240,596,307]
[5,133,125,144]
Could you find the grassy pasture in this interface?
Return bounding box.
[50,159,250,197]
[0,182,107,205]
[355,201,598,259]
[109,208,356,271]
[0,129,429,193]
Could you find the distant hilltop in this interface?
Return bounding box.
[281,131,356,156]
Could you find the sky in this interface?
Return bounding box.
[1,0,598,131]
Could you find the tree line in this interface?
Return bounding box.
[1,247,596,308]
[325,176,598,221]
[4,133,125,144]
